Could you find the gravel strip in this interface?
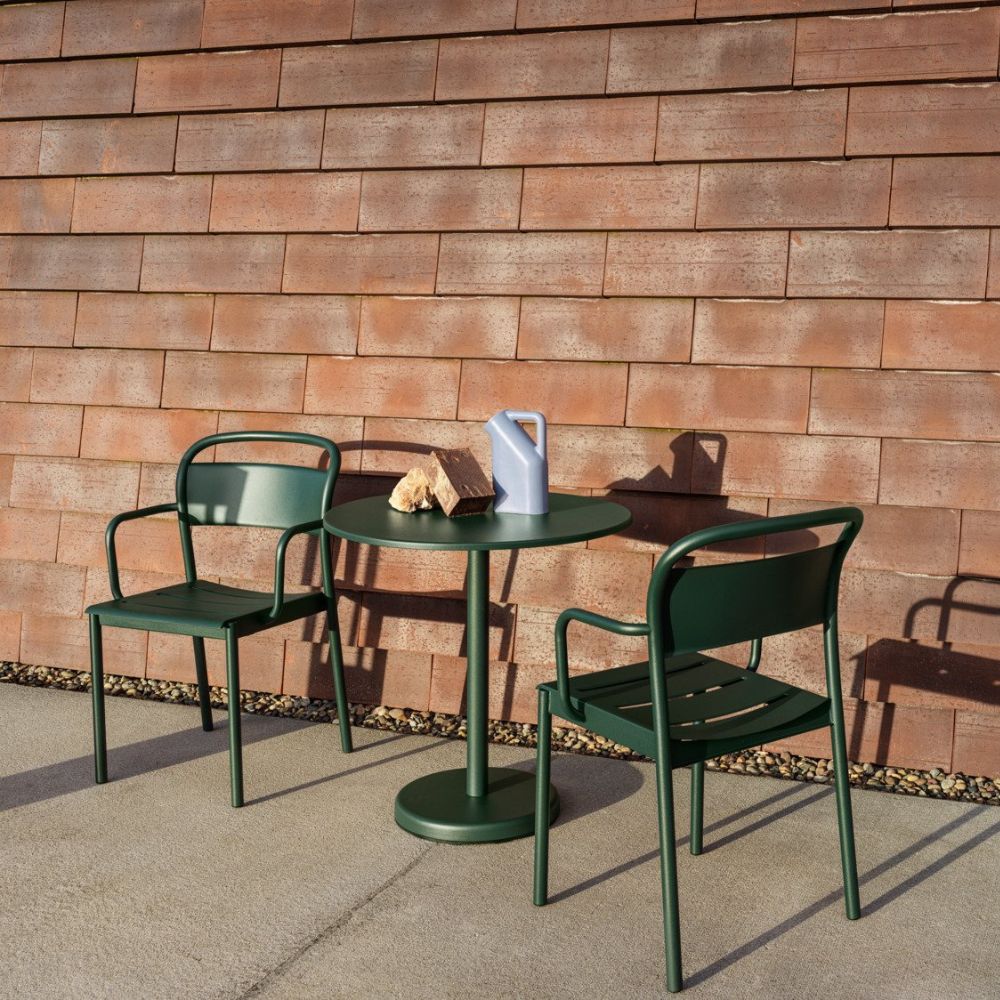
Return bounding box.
[3,660,997,807]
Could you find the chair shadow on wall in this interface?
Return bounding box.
[847,576,1000,765]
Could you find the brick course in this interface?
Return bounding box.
[202,0,354,47]
[63,0,204,56]
[794,8,1000,85]
[135,50,281,114]
[0,3,996,773]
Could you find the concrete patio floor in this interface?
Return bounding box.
[2,682,998,1000]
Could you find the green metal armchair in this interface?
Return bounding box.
[533,507,863,992]
[86,431,354,808]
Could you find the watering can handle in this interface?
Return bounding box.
[504,410,546,459]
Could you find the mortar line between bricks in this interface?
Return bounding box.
[275,45,287,112]
[805,366,814,435]
[875,434,885,504]
[692,161,701,231]
[277,232,290,300]
[955,509,966,578]
[67,175,79,235]
[843,87,851,159]
[171,114,180,172]
[207,287,218,351]
[235,841,436,999]
[477,102,487,166]
[877,298,887,368]
[57,0,67,58]
[207,171,216,234]
[431,38,442,103]
[886,156,896,228]
[986,228,995,298]
[318,108,329,170]
[454,356,464,420]
[196,0,207,49]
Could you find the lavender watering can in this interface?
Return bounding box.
[485,410,549,515]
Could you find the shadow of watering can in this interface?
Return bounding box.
[485,410,549,514]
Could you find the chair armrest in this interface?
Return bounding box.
[269,519,323,620]
[105,503,179,601]
[554,608,650,721]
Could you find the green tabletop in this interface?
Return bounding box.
[323,490,632,844]
[323,491,631,551]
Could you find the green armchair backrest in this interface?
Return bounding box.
[647,506,863,658]
[174,430,342,582]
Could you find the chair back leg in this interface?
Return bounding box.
[533,688,553,906]
[192,637,214,732]
[225,629,244,808]
[326,596,353,754]
[654,755,684,993]
[689,762,705,857]
[89,615,108,784]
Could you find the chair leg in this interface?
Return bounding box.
[89,615,108,784]
[326,596,353,753]
[830,721,861,919]
[689,761,705,857]
[533,689,552,906]
[225,629,244,808]
[192,637,214,732]
[654,756,684,993]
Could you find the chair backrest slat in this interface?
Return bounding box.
[183,463,328,529]
[648,507,862,659]
[659,544,837,656]
[172,431,341,582]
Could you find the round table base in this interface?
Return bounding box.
[394,767,559,844]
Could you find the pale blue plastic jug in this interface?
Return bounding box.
[485,410,549,515]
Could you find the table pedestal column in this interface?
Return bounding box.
[466,548,488,798]
[393,548,559,843]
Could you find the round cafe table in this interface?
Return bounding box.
[324,492,631,843]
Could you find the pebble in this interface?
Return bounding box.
[3,659,998,808]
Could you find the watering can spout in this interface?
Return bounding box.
[485,410,549,515]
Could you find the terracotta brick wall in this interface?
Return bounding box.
[1,0,998,776]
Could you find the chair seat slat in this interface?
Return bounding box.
[545,654,827,750]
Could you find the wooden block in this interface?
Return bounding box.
[431,448,494,517]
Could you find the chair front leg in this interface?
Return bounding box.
[654,755,684,993]
[689,761,705,857]
[826,623,861,920]
[89,615,108,784]
[326,596,353,753]
[192,637,214,732]
[830,719,861,919]
[225,629,244,808]
[533,688,552,906]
